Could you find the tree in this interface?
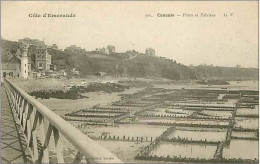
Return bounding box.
[107,45,115,54]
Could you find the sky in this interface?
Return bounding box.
[1,1,258,68]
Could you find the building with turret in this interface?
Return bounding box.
[19,39,52,72]
[1,45,31,79]
[1,38,52,80]
[20,46,29,79]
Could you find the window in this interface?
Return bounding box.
[39,63,43,67]
[25,64,26,67]
[25,70,26,73]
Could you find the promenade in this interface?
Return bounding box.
[1,87,27,163]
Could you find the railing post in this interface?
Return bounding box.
[31,110,39,162]
[19,98,25,125]
[38,115,46,163]
[17,93,22,115]
[53,127,65,163]
[14,91,18,113]
[15,93,19,114]
[10,87,15,109]
[22,101,29,130]
[25,103,32,146]
[38,115,52,163]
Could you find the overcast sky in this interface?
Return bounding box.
[1,1,258,68]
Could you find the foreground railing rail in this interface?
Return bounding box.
[3,78,123,163]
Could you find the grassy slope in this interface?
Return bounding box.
[1,39,258,80]
[190,66,258,80]
[48,48,196,80]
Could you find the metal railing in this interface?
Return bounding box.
[3,78,123,163]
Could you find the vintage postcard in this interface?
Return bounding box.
[0,1,258,163]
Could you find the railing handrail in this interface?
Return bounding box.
[4,78,123,163]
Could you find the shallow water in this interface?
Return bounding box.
[222,140,258,160]
[154,80,258,91]
[231,131,257,138]
[236,106,259,116]
[201,110,232,118]
[151,142,216,159]
[143,110,190,117]
[167,129,227,142]
[86,124,168,139]
[234,118,258,129]
[138,118,229,126]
